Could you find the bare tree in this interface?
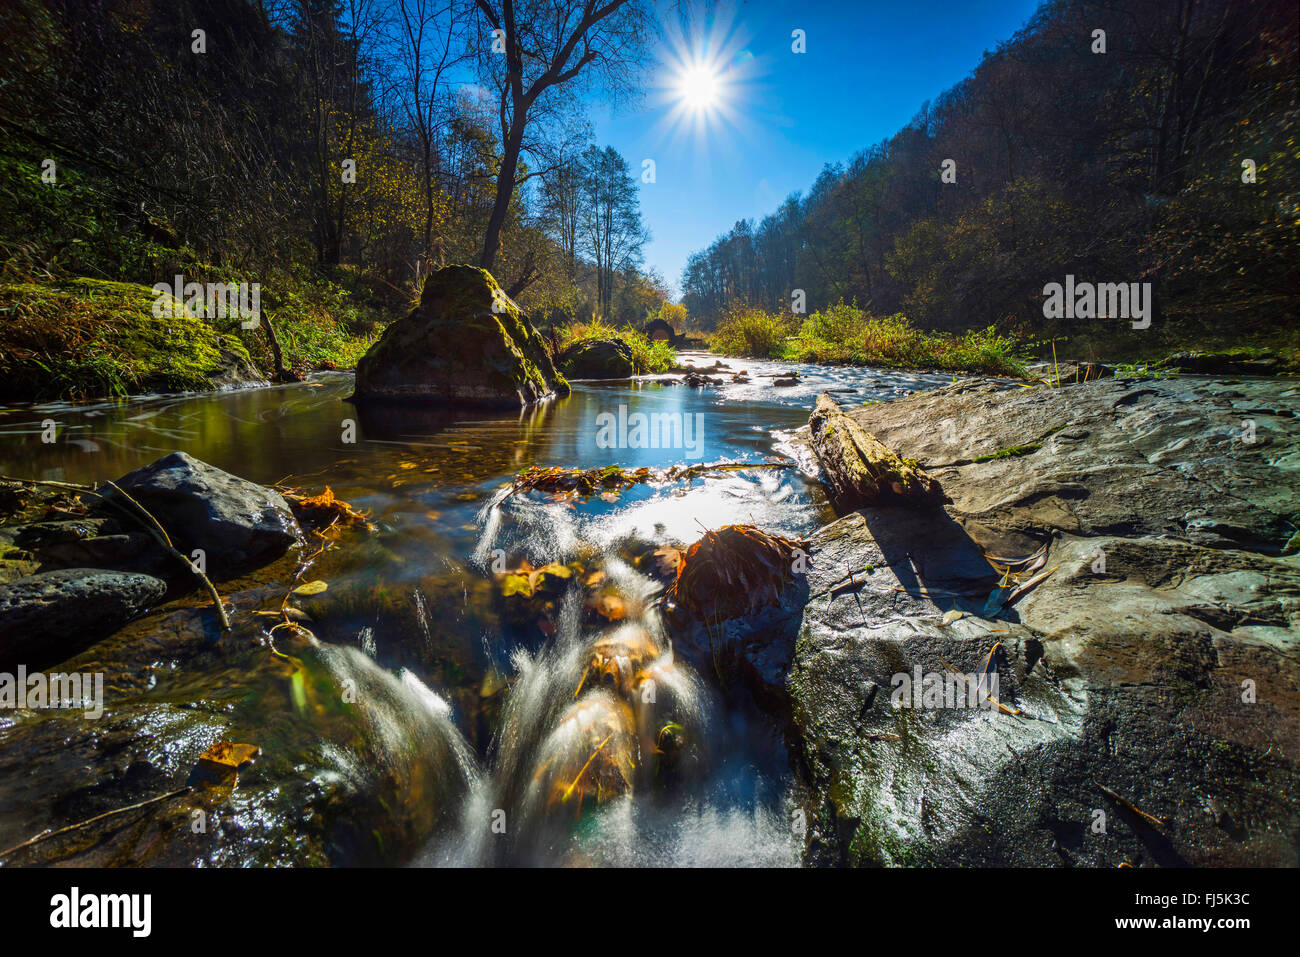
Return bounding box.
[579,146,647,318]
[389,0,469,267]
[466,0,652,279]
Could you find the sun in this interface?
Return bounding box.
[652,12,758,148]
[678,62,721,111]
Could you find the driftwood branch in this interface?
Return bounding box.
[807,393,950,509]
[0,786,193,860]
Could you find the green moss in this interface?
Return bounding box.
[0,278,256,400]
[354,265,568,403]
[972,443,1042,462]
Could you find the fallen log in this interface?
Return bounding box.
[808,392,950,509]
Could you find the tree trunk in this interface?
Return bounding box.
[260,312,297,383]
[480,119,525,272]
[808,393,949,509]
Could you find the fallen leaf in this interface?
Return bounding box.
[594,594,627,621]
[292,580,329,596]
[189,741,260,788]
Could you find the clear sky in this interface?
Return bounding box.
[589,0,1043,299]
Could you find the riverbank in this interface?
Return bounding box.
[0,272,388,402]
[709,304,1030,377]
[707,303,1299,381]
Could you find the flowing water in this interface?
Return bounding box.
[0,353,949,866]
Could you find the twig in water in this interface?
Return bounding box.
[0,786,193,860]
[103,481,231,631]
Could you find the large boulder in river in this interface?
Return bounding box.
[556,338,636,379]
[725,375,1298,866]
[0,568,167,670]
[353,265,569,407]
[102,452,300,580]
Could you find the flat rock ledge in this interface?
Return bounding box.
[783,374,1297,865]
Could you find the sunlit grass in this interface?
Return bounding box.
[556,318,678,374]
[711,301,1030,377]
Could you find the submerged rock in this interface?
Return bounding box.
[556,338,636,379]
[0,596,473,867]
[102,451,300,580]
[783,375,1300,866]
[0,568,167,669]
[352,265,569,407]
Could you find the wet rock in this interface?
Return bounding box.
[1156,351,1280,376]
[556,338,636,379]
[1,516,167,579]
[783,375,1300,866]
[773,377,799,387]
[352,264,569,407]
[682,372,721,388]
[1024,360,1114,383]
[0,595,473,866]
[0,568,167,669]
[207,348,269,390]
[102,451,300,579]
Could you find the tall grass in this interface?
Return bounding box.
[711,301,1029,376]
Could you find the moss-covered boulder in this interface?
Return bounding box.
[353,265,569,407]
[556,338,636,379]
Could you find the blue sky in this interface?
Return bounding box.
[589,0,1043,299]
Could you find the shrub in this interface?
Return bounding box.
[712,300,1029,376]
[711,307,792,358]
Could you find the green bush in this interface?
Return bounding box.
[710,307,793,358]
[711,301,1029,376]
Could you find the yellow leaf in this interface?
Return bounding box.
[292,580,329,596]
[189,740,260,788]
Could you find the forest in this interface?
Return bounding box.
[0,0,671,395]
[682,0,1297,359]
[0,0,1296,889]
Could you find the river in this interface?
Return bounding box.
[0,353,949,867]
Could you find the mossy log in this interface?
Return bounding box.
[808,392,950,509]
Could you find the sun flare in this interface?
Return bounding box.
[678,63,721,111]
